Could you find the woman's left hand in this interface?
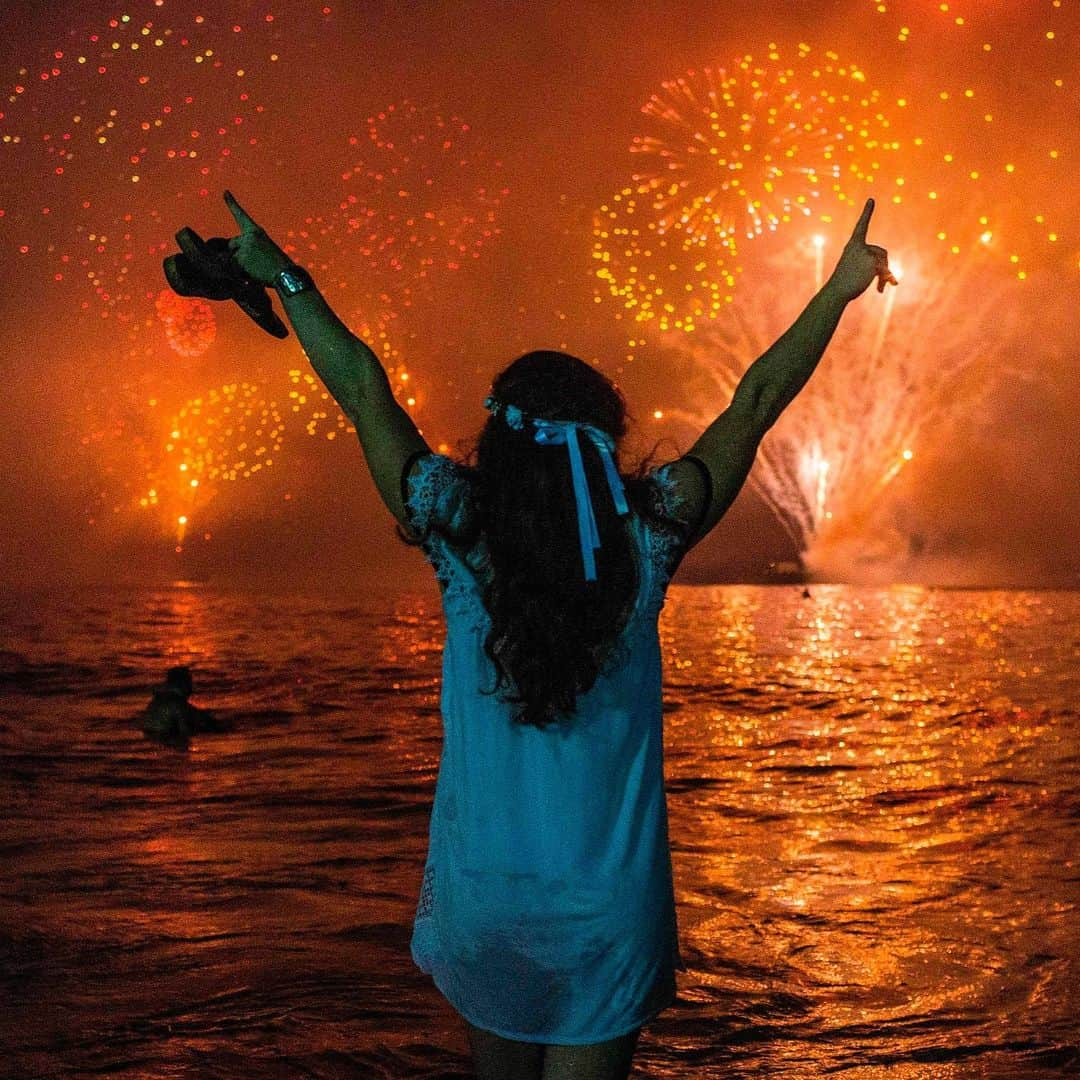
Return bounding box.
[223,190,294,287]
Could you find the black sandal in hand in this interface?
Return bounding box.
[162,226,289,339]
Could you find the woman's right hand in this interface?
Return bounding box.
[826,198,898,302]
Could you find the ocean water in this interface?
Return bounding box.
[1,582,1076,1079]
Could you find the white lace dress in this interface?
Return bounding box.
[403,451,694,1044]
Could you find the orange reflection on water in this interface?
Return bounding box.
[659,585,1072,1072]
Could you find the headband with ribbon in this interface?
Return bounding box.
[483,395,629,581]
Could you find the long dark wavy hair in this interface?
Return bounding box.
[397,350,691,730]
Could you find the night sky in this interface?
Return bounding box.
[1,0,1076,593]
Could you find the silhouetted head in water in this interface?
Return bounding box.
[396,349,693,730]
[164,665,193,698]
[143,664,218,747]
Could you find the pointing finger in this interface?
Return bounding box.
[851,197,874,244]
[224,189,258,232]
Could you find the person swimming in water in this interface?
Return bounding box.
[142,665,218,748]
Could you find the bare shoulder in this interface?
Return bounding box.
[655,392,767,552]
[649,456,711,548]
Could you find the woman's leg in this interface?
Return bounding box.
[540,1027,642,1080]
[464,1019,545,1080]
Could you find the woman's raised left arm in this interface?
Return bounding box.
[222,189,384,423]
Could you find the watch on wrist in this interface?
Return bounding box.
[272,264,315,297]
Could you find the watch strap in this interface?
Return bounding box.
[272,264,315,297]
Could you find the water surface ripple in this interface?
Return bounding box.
[1,583,1076,1078]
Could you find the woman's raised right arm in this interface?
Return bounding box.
[667,198,896,553]
[740,197,895,432]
